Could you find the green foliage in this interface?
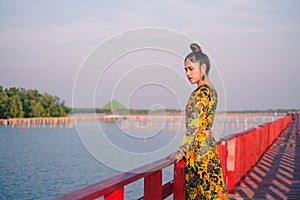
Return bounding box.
[0,85,70,119]
[7,95,24,118]
[71,99,182,114]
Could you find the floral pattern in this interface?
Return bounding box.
[179,84,228,200]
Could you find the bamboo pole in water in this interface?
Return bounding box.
[0,113,283,130]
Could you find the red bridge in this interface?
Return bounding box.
[54,113,299,199]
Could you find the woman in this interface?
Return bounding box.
[169,43,228,199]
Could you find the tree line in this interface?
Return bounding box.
[0,85,70,119]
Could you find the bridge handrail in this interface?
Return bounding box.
[54,157,185,200]
[54,114,292,199]
[223,114,292,192]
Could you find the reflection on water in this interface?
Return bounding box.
[106,113,284,142]
[1,113,285,141]
[0,113,286,199]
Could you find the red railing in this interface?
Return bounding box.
[223,114,292,192]
[54,158,185,200]
[54,114,292,199]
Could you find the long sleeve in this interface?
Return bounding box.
[181,84,227,199]
[179,85,216,156]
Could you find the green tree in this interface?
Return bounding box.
[31,101,45,117]
[6,87,19,97]
[41,93,56,117]
[7,95,24,118]
[19,88,31,117]
[0,85,70,118]
[0,91,8,118]
[58,100,69,117]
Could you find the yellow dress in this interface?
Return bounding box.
[179,84,228,200]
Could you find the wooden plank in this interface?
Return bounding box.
[174,159,185,200]
[162,181,173,199]
[144,170,162,200]
[229,114,297,199]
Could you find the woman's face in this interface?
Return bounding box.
[184,60,202,85]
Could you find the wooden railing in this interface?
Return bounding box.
[223,114,292,192]
[54,114,292,199]
[54,157,185,200]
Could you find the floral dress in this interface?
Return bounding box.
[179,84,228,200]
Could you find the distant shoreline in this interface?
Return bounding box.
[0,112,288,128]
[70,107,299,114]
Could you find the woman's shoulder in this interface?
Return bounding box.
[194,83,217,97]
[196,83,214,92]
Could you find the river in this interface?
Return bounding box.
[0,113,284,199]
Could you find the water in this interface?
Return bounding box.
[0,114,284,200]
[0,126,117,199]
[0,121,177,200]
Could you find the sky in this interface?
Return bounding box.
[1,0,300,111]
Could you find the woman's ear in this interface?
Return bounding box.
[200,63,206,81]
[200,63,206,76]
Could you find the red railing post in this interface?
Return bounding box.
[104,188,124,200]
[258,125,264,158]
[235,134,241,185]
[218,140,227,183]
[144,170,162,200]
[260,125,265,155]
[245,131,250,174]
[226,136,236,193]
[265,123,270,151]
[174,159,185,200]
[268,123,273,146]
[274,121,278,142]
[251,128,257,165]
[240,134,246,178]
[277,118,282,137]
[256,126,262,160]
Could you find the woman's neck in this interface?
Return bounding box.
[197,78,211,87]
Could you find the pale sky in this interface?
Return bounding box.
[1,0,299,111]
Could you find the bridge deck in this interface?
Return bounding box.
[229,113,300,199]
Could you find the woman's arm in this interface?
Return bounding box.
[167,151,184,163]
[178,85,212,155]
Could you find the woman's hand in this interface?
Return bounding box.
[168,151,184,163]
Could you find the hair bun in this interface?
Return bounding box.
[190,43,202,53]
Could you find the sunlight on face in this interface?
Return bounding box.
[184,60,202,85]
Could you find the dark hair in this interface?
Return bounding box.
[184,43,210,76]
